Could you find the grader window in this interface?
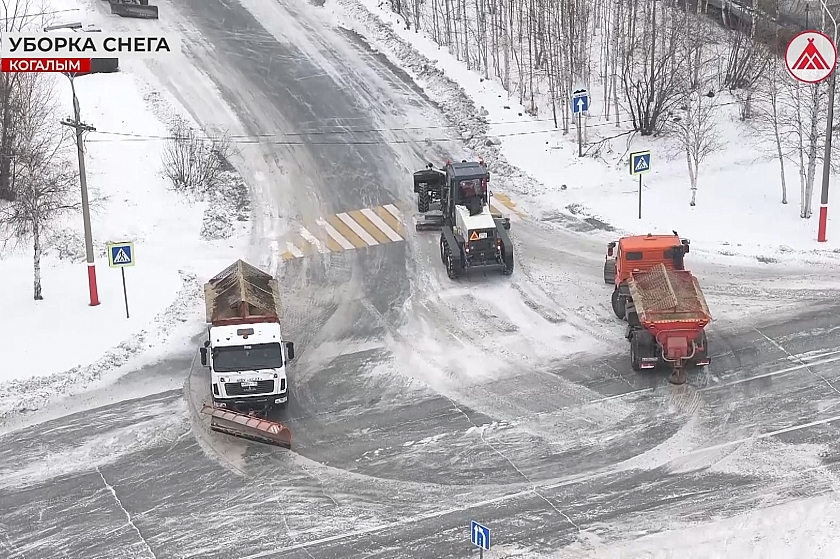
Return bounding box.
[459,179,479,198]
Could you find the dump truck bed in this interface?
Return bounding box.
[204,260,281,324]
[627,263,711,324]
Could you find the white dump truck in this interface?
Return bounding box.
[199,260,295,415]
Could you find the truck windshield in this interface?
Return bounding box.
[212,343,284,372]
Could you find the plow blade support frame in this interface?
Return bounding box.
[201,404,292,449]
[109,2,159,19]
[415,213,444,231]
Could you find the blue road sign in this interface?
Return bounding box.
[630,151,651,176]
[572,89,590,114]
[107,241,135,268]
[471,521,490,550]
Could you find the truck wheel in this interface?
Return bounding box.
[443,243,459,279]
[502,246,514,275]
[418,185,429,213]
[446,251,459,279]
[603,259,616,285]
[502,258,514,275]
[611,288,625,319]
[439,233,447,265]
[630,334,642,371]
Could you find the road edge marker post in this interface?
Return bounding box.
[630,150,651,219]
[106,241,135,319]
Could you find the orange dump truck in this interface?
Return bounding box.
[603,233,711,384]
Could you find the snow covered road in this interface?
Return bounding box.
[3,0,840,556]
[3,304,840,557]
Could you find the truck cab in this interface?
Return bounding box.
[603,232,690,319]
[200,321,294,412]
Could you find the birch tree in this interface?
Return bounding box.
[749,60,792,204]
[0,74,79,300]
[0,0,55,201]
[671,90,725,206]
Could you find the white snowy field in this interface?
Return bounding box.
[340,0,840,267]
[0,2,250,399]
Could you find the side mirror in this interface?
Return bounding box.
[285,341,295,361]
[204,340,210,348]
[607,247,614,257]
[488,190,494,197]
[199,347,207,367]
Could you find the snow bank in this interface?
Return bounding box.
[0,2,253,418]
[0,71,202,378]
[335,0,840,266]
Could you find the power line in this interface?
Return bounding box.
[0,8,81,22]
[84,115,648,145]
[82,96,742,145]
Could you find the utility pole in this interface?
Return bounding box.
[60,76,100,306]
[819,69,836,242]
[818,0,838,243]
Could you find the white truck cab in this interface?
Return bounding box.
[200,321,295,412]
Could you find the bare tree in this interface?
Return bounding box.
[162,116,235,196]
[671,90,725,206]
[0,0,55,201]
[749,59,793,204]
[621,0,686,136]
[0,74,80,300]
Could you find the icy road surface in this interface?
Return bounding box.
[3,0,840,556]
[2,305,840,558]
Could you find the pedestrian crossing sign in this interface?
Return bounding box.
[107,241,135,268]
[630,151,651,176]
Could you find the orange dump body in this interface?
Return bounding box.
[628,263,711,362]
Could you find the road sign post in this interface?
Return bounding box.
[107,241,135,318]
[470,521,491,558]
[572,88,589,158]
[630,151,651,219]
[785,28,838,241]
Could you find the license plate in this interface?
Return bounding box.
[241,380,258,388]
[478,232,488,239]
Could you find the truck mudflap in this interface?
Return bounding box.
[109,1,159,19]
[201,404,292,449]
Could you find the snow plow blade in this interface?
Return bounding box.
[415,213,444,231]
[109,1,159,19]
[201,404,292,449]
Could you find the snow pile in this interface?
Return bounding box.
[0,71,201,375]
[0,24,252,419]
[334,0,840,265]
[137,85,252,241]
[0,270,203,422]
